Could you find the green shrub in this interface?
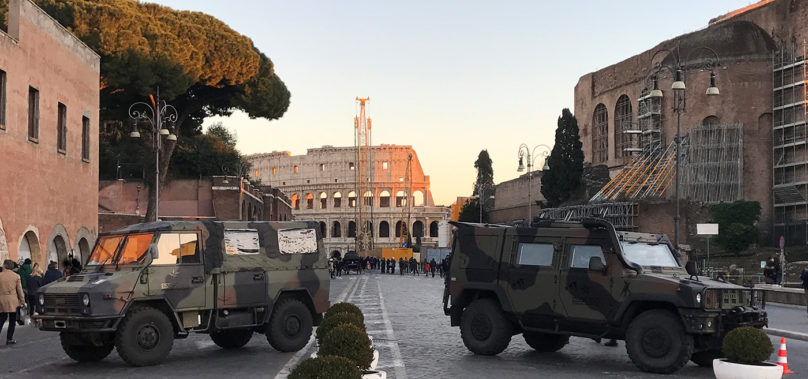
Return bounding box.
[288,355,361,379]
[722,326,773,364]
[319,324,374,370]
[316,312,365,346]
[325,302,364,323]
[711,201,761,253]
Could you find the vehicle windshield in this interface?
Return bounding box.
[85,233,154,266]
[621,241,679,268]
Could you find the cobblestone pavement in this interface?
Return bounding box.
[3,272,807,378]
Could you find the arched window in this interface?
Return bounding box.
[348,221,357,237]
[379,190,391,208]
[395,221,408,238]
[592,103,608,163]
[291,194,300,210]
[52,235,68,267]
[703,115,720,126]
[365,221,373,237]
[320,192,328,209]
[429,221,439,238]
[363,191,374,207]
[348,191,357,208]
[614,95,632,160]
[306,193,314,209]
[413,191,424,206]
[319,221,327,236]
[395,191,407,207]
[333,192,342,208]
[332,221,342,237]
[412,221,424,238]
[379,221,390,237]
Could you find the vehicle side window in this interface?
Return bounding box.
[118,233,154,264]
[155,233,199,264]
[569,244,605,269]
[224,230,260,255]
[516,243,553,266]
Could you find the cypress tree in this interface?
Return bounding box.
[541,109,584,207]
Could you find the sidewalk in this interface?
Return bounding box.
[764,303,808,341]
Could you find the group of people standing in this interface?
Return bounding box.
[0,257,75,346]
[378,256,449,278]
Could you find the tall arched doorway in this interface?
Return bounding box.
[78,238,90,264]
[50,235,69,267]
[18,231,41,265]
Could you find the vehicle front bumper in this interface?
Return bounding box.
[680,306,767,335]
[32,314,123,332]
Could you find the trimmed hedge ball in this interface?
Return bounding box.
[288,355,361,379]
[722,326,773,365]
[325,302,364,323]
[316,312,365,346]
[319,324,374,370]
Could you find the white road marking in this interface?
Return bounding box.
[376,279,408,378]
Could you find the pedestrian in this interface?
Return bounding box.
[17,259,32,295]
[801,265,808,315]
[0,259,26,345]
[42,261,63,285]
[27,264,44,315]
[328,258,335,279]
[390,258,395,275]
[430,258,437,278]
[70,257,82,275]
[424,262,430,279]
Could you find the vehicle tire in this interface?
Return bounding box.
[266,298,313,352]
[210,328,253,349]
[523,332,569,352]
[115,306,175,367]
[460,298,512,355]
[691,349,723,368]
[626,310,694,374]
[60,332,114,362]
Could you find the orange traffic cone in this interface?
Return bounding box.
[777,337,794,374]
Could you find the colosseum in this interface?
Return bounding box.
[247,144,450,257]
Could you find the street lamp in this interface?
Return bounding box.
[647,46,720,254]
[517,143,551,223]
[128,88,179,221]
[472,191,495,224]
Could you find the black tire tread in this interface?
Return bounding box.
[459,298,512,355]
[211,328,254,349]
[266,298,313,352]
[691,349,723,368]
[625,309,694,374]
[523,332,569,352]
[60,333,114,362]
[114,306,175,367]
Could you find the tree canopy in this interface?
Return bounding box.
[473,150,494,197]
[541,109,584,207]
[2,0,292,221]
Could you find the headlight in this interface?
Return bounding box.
[695,293,702,304]
[38,294,45,306]
[82,294,90,307]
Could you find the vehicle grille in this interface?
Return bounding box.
[703,289,758,310]
[67,275,85,282]
[44,294,82,314]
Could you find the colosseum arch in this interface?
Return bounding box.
[320,192,328,209]
[319,221,327,237]
[306,193,314,209]
[18,227,42,265]
[379,221,390,238]
[333,192,342,208]
[395,221,408,238]
[395,191,407,207]
[332,221,342,237]
[363,191,374,207]
[379,190,391,208]
[429,221,439,237]
[348,221,357,237]
[413,191,425,206]
[348,191,357,208]
[412,220,424,238]
[291,194,300,210]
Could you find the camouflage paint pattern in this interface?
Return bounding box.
[34,220,330,332]
[445,219,766,346]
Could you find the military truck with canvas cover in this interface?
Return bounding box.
[33,221,330,366]
[443,218,767,374]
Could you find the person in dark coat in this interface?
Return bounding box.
[42,261,63,285]
[26,264,43,315]
[800,266,808,315]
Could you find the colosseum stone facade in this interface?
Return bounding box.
[247,144,450,257]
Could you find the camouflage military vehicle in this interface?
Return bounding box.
[443,218,767,374]
[33,220,329,366]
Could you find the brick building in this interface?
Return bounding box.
[97,177,293,232]
[0,0,99,265]
[247,145,450,257]
[573,0,808,243]
[490,171,545,224]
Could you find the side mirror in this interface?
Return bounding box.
[588,256,606,273]
[148,244,158,260]
[685,260,698,276]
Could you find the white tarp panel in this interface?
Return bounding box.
[224,230,260,255]
[278,228,317,255]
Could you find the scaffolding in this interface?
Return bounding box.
[354,97,374,253]
[683,123,743,202]
[773,41,808,243]
[638,88,664,153]
[591,140,677,202]
[539,202,638,230]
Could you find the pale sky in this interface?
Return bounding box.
[153,0,752,206]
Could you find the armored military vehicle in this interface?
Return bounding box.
[443,218,767,374]
[33,221,330,366]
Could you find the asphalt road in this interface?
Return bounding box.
[2,272,805,378]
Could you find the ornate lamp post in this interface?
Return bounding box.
[517,143,551,222]
[647,46,720,253]
[128,88,179,221]
[472,188,495,224]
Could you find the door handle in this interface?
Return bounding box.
[253,273,265,281]
[192,276,204,284]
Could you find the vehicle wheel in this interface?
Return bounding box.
[266,298,313,352]
[60,332,114,362]
[523,332,569,352]
[115,306,175,366]
[691,349,723,367]
[626,310,694,374]
[460,298,512,355]
[211,328,253,349]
